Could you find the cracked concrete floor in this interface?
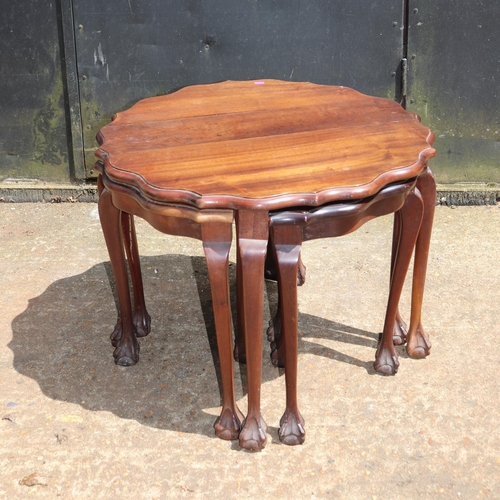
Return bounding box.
[0,202,499,499]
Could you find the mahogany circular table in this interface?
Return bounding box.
[95,79,436,451]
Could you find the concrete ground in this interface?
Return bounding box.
[0,202,499,499]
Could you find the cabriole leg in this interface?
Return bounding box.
[233,236,247,364]
[122,213,151,338]
[109,213,152,347]
[266,231,306,367]
[235,210,269,451]
[375,188,424,375]
[272,224,306,446]
[391,211,409,346]
[266,231,284,367]
[202,222,244,440]
[406,169,436,358]
[97,176,139,366]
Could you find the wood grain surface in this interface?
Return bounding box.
[96,80,435,209]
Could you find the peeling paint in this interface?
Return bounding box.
[93,43,110,82]
[94,43,106,66]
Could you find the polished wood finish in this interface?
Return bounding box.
[96,80,434,209]
[406,171,436,358]
[267,175,437,444]
[234,210,269,450]
[97,175,140,366]
[96,169,243,440]
[95,79,436,451]
[271,223,306,446]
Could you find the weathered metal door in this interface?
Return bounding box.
[0,1,74,182]
[406,0,500,183]
[72,0,405,177]
[2,1,499,185]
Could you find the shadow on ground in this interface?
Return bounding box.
[9,255,388,439]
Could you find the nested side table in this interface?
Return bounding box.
[96,170,243,440]
[265,171,435,445]
[95,79,436,451]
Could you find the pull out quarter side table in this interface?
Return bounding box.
[266,169,435,446]
[95,80,436,451]
[95,169,244,440]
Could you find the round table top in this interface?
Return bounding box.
[96,79,435,210]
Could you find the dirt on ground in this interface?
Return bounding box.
[1,203,499,499]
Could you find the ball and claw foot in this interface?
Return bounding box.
[214,407,245,441]
[110,320,123,348]
[113,335,140,366]
[406,324,431,359]
[374,343,400,376]
[279,410,305,446]
[392,316,408,346]
[239,416,268,451]
[111,309,151,347]
[133,309,151,338]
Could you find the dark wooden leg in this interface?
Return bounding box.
[267,230,284,367]
[267,306,284,367]
[272,225,306,446]
[391,211,409,346]
[264,236,307,286]
[109,213,152,347]
[202,221,244,440]
[97,176,140,366]
[122,213,151,337]
[264,237,279,280]
[235,210,269,451]
[237,221,305,365]
[374,188,424,375]
[233,231,247,364]
[406,169,436,358]
[266,231,306,367]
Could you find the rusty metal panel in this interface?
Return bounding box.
[0,1,73,182]
[407,1,500,183]
[73,0,404,177]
